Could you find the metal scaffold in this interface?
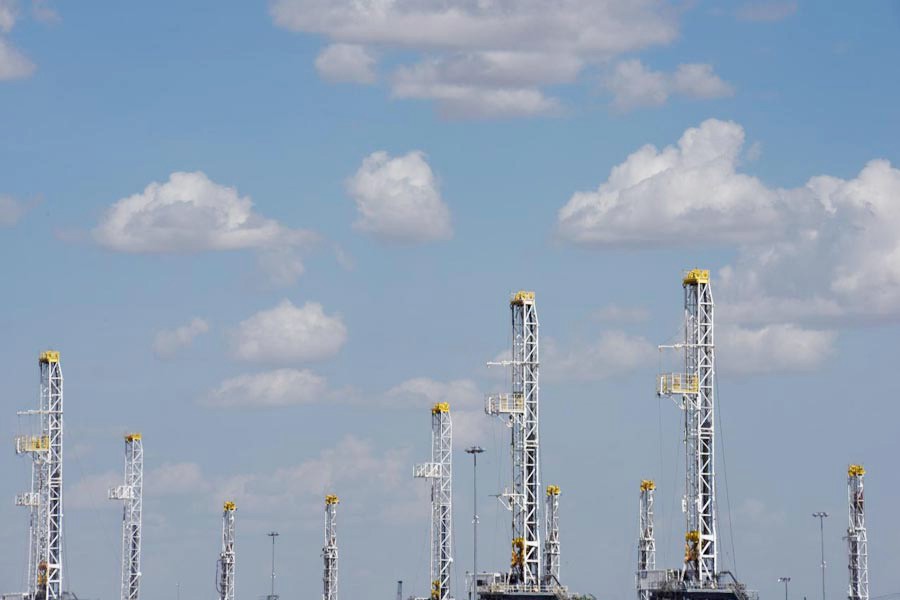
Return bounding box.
[847,465,869,600]
[108,434,144,600]
[637,480,656,600]
[217,501,236,600]
[542,486,560,586]
[486,291,542,590]
[415,402,453,600]
[323,494,340,600]
[14,351,65,600]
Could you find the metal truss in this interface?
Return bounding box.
[415,403,453,600]
[218,502,236,600]
[323,495,340,600]
[638,480,656,600]
[543,485,560,586]
[847,465,868,600]
[109,434,144,600]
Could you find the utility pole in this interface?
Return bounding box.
[465,445,484,600]
[777,577,791,600]
[267,531,279,600]
[812,512,828,600]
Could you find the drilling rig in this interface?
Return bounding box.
[644,270,754,600]
[847,465,869,600]
[217,502,236,600]
[415,402,454,600]
[542,486,561,587]
[14,351,65,600]
[323,495,340,600]
[637,480,656,600]
[108,433,144,600]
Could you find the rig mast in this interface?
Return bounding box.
[323,495,340,600]
[415,402,453,600]
[542,486,560,586]
[486,291,542,589]
[658,270,717,584]
[638,480,656,600]
[15,414,47,599]
[847,465,869,600]
[109,433,144,600]
[217,501,236,600]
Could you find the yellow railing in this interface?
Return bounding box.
[658,373,699,395]
[15,435,49,453]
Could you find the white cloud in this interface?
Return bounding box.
[593,304,650,324]
[717,324,835,375]
[153,317,209,358]
[230,300,347,363]
[0,0,17,33]
[605,59,733,111]
[736,1,798,22]
[93,171,316,253]
[270,0,682,118]
[0,194,30,226]
[204,368,329,408]
[385,377,488,447]
[347,151,452,242]
[315,43,376,84]
[0,37,34,80]
[543,332,655,382]
[256,246,306,287]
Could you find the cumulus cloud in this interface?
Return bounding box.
[717,324,835,375]
[385,377,488,447]
[204,368,329,408]
[0,37,34,80]
[736,1,798,22]
[0,0,17,33]
[347,151,452,242]
[270,0,683,118]
[230,300,347,363]
[93,171,316,254]
[315,43,377,84]
[153,318,209,358]
[605,59,733,111]
[543,332,656,382]
[0,194,30,226]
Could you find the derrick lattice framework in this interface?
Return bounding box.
[323,495,340,600]
[109,434,144,600]
[658,270,717,584]
[415,403,453,600]
[542,485,560,586]
[847,465,869,600]
[638,480,656,600]
[218,502,236,600]
[487,291,542,588]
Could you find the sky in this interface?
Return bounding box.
[1,1,900,600]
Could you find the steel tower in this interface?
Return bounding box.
[542,486,560,586]
[415,402,453,600]
[847,465,868,600]
[37,351,64,600]
[487,291,542,588]
[109,434,144,600]
[217,501,236,600]
[15,420,48,598]
[323,495,339,600]
[658,270,717,584]
[638,480,656,600]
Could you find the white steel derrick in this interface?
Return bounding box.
[658,271,717,585]
[323,495,339,600]
[638,480,656,600]
[36,351,64,600]
[847,465,868,600]
[109,434,144,600]
[415,403,453,600]
[542,486,560,586]
[486,291,542,589]
[218,502,237,600]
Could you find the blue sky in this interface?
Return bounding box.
[2,1,900,600]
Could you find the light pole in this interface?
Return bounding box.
[465,445,485,600]
[812,512,828,600]
[778,576,791,600]
[267,531,280,600]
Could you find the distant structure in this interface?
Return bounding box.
[647,270,754,600]
[847,465,869,600]
[217,502,236,600]
[542,486,561,586]
[323,495,340,600]
[15,351,65,600]
[637,480,656,600]
[108,434,144,600]
[415,403,453,600]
